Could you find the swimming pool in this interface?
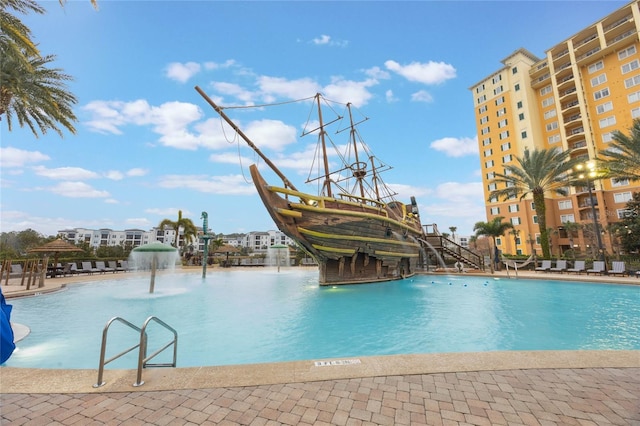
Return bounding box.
[4,269,639,369]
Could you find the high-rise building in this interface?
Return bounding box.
[470,1,640,258]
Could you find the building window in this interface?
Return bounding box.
[598,116,616,128]
[548,134,561,144]
[499,131,509,139]
[485,160,494,168]
[508,204,519,212]
[497,107,507,116]
[518,113,525,120]
[632,107,640,119]
[558,200,572,209]
[475,84,485,93]
[628,91,640,103]
[588,60,604,74]
[477,94,486,104]
[624,74,640,88]
[486,171,495,179]
[482,137,491,146]
[546,121,558,131]
[490,207,500,215]
[540,85,552,95]
[495,96,505,106]
[492,74,502,84]
[512,67,518,74]
[614,192,632,203]
[498,119,508,128]
[514,83,520,91]
[594,87,610,100]
[544,109,557,119]
[517,101,523,109]
[478,105,488,113]
[511,217,521,225]
[521,131,528,138]
[611,178,629,187]
[602,132,613,143]
[484,148,493,157]
[542,97,555,107]
[533,215,538,224]
[560,214,575,222]
[502,154,512,163]
[501,142,511,151]
[618,45,636,60]
[488,183,497,191]
[617,209,632,219]
[489,196,498,203]
[590,74,607,87]
[481,126,490,135]
[596,101,613,114]
[480,116,489,124]
[621,59,639,74]
[494,86,504,95]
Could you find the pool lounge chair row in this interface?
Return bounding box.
[534,260,632,276]
[53,260,130,276]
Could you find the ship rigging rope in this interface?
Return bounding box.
[219,95,316,110]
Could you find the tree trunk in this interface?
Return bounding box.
[534,191,551,258]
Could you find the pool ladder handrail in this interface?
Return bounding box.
[94,316,178,388]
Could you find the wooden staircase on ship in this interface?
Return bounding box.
[420,224,485,271]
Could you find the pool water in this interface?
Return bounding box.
[3,269,639,369]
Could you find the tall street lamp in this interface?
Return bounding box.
[575,161,605,262]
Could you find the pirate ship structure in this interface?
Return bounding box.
[196,86,480,284]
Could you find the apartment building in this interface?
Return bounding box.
[57,227,294,255]
[470,1,640,257]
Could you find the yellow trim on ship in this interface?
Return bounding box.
[375,250,420,258]
[312,245,356,255]
[298,227,420,249]
[275,208,302,218]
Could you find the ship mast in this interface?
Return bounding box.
[347,103,366,198]
[316,94,332,198]
[195,86,298,191]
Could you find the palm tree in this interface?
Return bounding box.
[598,118,640,182]
[473,216,513,273]
[448,226,457,242]
[158,210,198,252]
[0,0,99,138]
[489,148,579,259]
[1,50,77,137]
[562,221,582,259]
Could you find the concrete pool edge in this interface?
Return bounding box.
[1,350,638,394]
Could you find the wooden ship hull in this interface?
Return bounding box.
[250,165,425,285]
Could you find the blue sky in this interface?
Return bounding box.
[1,0,626,238]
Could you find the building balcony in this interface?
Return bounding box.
[566,126,585,142]
[571,140,588,152]
[561,100,580,113]
[529,60,549,79]
[564,113,582,124]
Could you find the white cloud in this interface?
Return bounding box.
[364,66,390,80]
[313,34,331,45]
[165,61,201,83]
[322,77,377,106]
[0,147,50,168]
[157,174,256,195]
[144,207,192,217]
[411,90,433,103]
[385,90,398,103]
[212,82,258,104]
[32,166,99,180]
[105,170,124,180]
[430,136,478,157]
[203,59,236,70]
[385,60,456,84]
[126,168,148,177]
[257,76,321,100]
[48,181,110,198]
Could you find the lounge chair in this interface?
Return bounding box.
[95,261,114,273]
[586,261,606,275]
[9,264,24,279]
[608,261,628,276]
[119,260,130,272]
[67,262,80,275]
[80,261,99,275]
[108,261,123,272]
[549,260,567,273]
[566,260,585,274]
[535,260,552,272]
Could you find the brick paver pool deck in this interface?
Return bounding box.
[1,269,639,425]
